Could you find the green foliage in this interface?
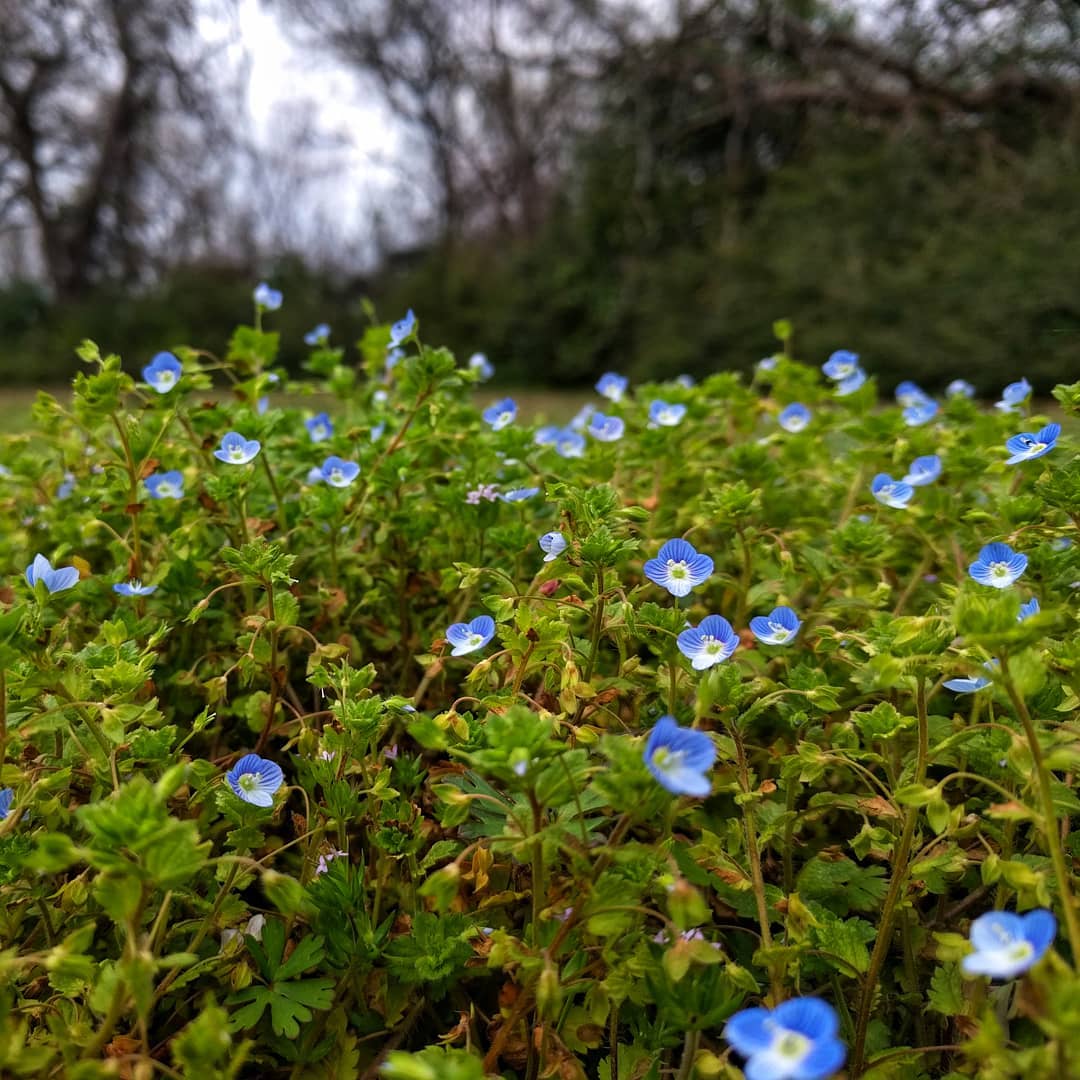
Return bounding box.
[0,306,1076,1077]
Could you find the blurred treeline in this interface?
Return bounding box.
[2,0,1079,391]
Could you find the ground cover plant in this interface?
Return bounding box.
[0,297,1079,1079]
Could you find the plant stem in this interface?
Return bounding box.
[676,1029,700,1080]
[1000,654,1080,961]
[851,676,929,1076]
[584,567,606,681]
[731,722,781,1001]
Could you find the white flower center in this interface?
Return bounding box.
[991,562,1010,580]
[238,773,259,793]
[702,636,722,655]
[652,747,686,774]
[159,483,177,497]
[771,1027,811,1062]
[667,559,688,580]
[330,468,343,482]
[229,446,246,462]
[467,633,483,648]
[767,622,791,641]
[158,371,175,387]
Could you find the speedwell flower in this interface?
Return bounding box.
[304,323,330,345]
[677,615,738,670]
[995,378,1031,413]
[724,998,846,1080]
[214,432,261,465]
[319,456,360,487]
[445,615,496,656]
[822,350,860,381]
[675,374,695,388]
[969,542,1027,588]
[142,352,182,393]
[962,909,1056,979]
[468,352,494,380]
[539,531,567,562]
[569,403,596,430]
[903,455,941,486]
[587,413,625,441]
[756,355,779,373]
[871,474,914,509]
[501,487,540,502]
[644,716,716,796]
[144,470,184,499]
[389,308,416,346]
[554,430,586,458]
[778,403,811,433]
[253,282,282,310]
[644,538,713,598]
[534,425,560,446]
[25,554,79,594]
[648,400,686,427]
[836,369,867,396]
[749,606,802,645]
[482,398,517,431]
[305,413,333,442]
[895,380,931,407]
[56,472,76,500]
[943,659,997,694]
[947,379,975,398]
[114,580,157,597]
[0,789,12,821]
[596,372,628,402]
[1018,597,1040,621]
[226,753,284,808]
[903,398,938,426]
[1005,422,1060,465]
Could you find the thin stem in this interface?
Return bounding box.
[676,1029,701,1080]
[260,453,289,535]
[731,722,781,1002]
[584,567,606,682]
[851,676,929,1077]
[1000,654,1080,962]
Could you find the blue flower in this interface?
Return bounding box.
[214,432,261,465]
[644,538,714,598]
[724,998,846,1080]
[56,472,76,500]
[539,532,567,562]
[962,909,1056,979]
[0,789,12,821]
[1018,597,1040,621]
[306,412,333,442]
[644,716,716,796]
[749,606,802,646]
[226,753,284,808]
[895,380,931,407]
[596,372,628,402]
[677,615,738,670]
[114,580,157,597]
[142,352,182,394]
[389,309,416,346]
[969,542,1027,588]
[871,474,914,509]
[902,455,942,486]
[756,355,779,374]
[947,379,975,398]
[501,487,540,502]
[385,347,405,372]
[253,282,283,311]
[304,323,331,345]
[822,350,860,381]
[570,403,596,430]
[257,397,269,415]
[995,378,1031,413]
[943,659,998,694]
[554,429,586,458]
[836,369,867,396]
[1005,422,1060,465]
[534,425,561,447]
[648,400,686,427]
[778,403,811,433]
[144,470,184,500]
[25,554,79,594]
[903,399,938,426]
[319,456,360,487]
[588,413,625,442]
[446,615,496,656]
[468,352,494,380]
[675,374,695,388]
[482,398,517,431]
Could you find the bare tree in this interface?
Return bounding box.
[0,0,241,297]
